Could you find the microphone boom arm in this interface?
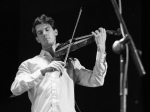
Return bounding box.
[111,0,146,76]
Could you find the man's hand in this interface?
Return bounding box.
[41,61,65,76]
[47,61,65,72]
[92,27,106,53]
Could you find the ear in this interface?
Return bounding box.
[54,29,58,36]
[36,37,40,43]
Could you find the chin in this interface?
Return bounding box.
[46,41,54,46]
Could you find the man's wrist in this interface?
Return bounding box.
[40,69,46,76]
[97,45,105,53]
[40,67,58,76]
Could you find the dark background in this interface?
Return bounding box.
[1,0,147,112]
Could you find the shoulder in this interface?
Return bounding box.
[20,55,42,66]
[18,55,46,71]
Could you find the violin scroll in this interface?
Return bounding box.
[106,28,121,35]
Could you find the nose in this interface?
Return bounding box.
[43,31,48,38]
[43,30,47,35]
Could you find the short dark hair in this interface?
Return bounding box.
[32,14,56,37]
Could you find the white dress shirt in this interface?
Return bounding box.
[11,50,107,112]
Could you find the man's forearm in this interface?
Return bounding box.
[96,46,106,63]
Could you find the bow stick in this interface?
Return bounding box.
[63,7,82,66]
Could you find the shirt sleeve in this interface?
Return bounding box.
[10,60,44,96]
[72,51,108,87]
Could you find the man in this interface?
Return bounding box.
[10,14,108,112]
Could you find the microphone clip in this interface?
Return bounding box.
[112,34,130,54]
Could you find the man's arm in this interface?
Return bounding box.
[10,60,44,96]
[72,51,107,87]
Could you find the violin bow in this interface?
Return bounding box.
[63,7,82,66]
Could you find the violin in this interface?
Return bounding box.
[51,7,122,66]
[54,28,121,58]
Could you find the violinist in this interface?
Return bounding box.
[10,14,108,112]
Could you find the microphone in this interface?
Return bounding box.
[112,34,130,54]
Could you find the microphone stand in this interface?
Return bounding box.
[111,0,146,112]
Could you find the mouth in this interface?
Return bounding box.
[46,38,50,40]
[44,36,51,41]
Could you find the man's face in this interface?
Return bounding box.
[35,24,57,47]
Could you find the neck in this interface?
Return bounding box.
[42,41,57,52]
[42,44,55,58]
[42,45,56,52]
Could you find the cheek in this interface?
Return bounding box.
[37,36,45,42]
[40,38,45,42]
[49,33,56,40]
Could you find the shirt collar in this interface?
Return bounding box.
[39,44,58,57]
[40,50,52,57]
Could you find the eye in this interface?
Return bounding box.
[38,31,42,35]
[45,28,49,31]
[45,27,50,31]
